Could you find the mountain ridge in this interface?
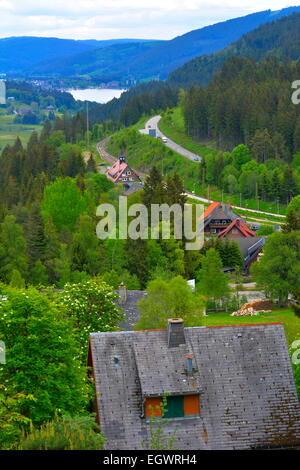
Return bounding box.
[168,10,300,88]
[2,6,300,81]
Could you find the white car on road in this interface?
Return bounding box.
[162,136,168,143]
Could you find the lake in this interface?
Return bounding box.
[68,88,126,104]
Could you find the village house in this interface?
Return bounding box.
[202,202,238,236]
[202,202,265,271]
[88,318,300,450]
[106,154,142,189]
[217,217,255,238]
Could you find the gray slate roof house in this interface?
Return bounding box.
[88,319,300,450]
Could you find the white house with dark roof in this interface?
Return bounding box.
[88,318,300,450]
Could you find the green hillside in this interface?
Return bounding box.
[29,41,163,78]
[20,7,300,81]
[169,11,300,88]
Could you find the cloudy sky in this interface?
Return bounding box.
[0,0,296,40]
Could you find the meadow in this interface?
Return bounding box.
[0,113,42,150]
[203,309,300,346]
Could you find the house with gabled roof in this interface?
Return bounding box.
[106,154,142,189]
[88,318,300,450]
[202,202,239,236]
[217,218,255,238]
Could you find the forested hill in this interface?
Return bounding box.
[182,55,300,154]
[28,41,163,78]
[14,7,300,81]
[0,37,156,74]
[123,6,300,81]
[169,11,300,88]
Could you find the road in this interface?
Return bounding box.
[97,131,285,220]
[140,115,201,162]
[184,191,286,219]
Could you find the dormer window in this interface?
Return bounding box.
[145,394,200,420]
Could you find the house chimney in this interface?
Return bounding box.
[167,318,185,348]
[186,355,193,375]
[119,282,127,304]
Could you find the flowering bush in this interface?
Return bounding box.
[0,286,90,431]
[56,279,123,358]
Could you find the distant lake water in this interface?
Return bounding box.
[68,88,126,104]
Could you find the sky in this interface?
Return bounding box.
[0,1,297,40]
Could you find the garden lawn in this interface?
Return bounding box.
[202,309,300,346]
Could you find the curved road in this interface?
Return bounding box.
[97,123,286,220]
[140,115,201,162]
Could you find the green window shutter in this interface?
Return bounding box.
[164,396,184,418]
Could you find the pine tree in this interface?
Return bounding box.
[282,209,300,233]
[125,239,150,289]
[87,156,97,173]
[142,166,166,210]
[197,248,229,308]
[0,215,28,283]
[26,203,46,266]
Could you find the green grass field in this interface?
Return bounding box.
[202,309,300,346]
[106,126,202,187]
[0,114,42,151]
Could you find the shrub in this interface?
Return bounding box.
[17,415,106,450]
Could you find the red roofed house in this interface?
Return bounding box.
[217,218,255,238]
[106,154,141,189]
[202,202,238,236]
[202,202,264,271]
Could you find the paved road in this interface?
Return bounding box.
[140,115,201,162]
[184,191,286,219]
[97,134,285,220]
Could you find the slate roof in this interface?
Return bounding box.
[133,338,202,397]
[202,202,238,228]
[88,322,300,450]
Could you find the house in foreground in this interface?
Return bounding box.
[88,319,300,450]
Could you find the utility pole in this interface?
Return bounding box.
[86,101,90,151]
